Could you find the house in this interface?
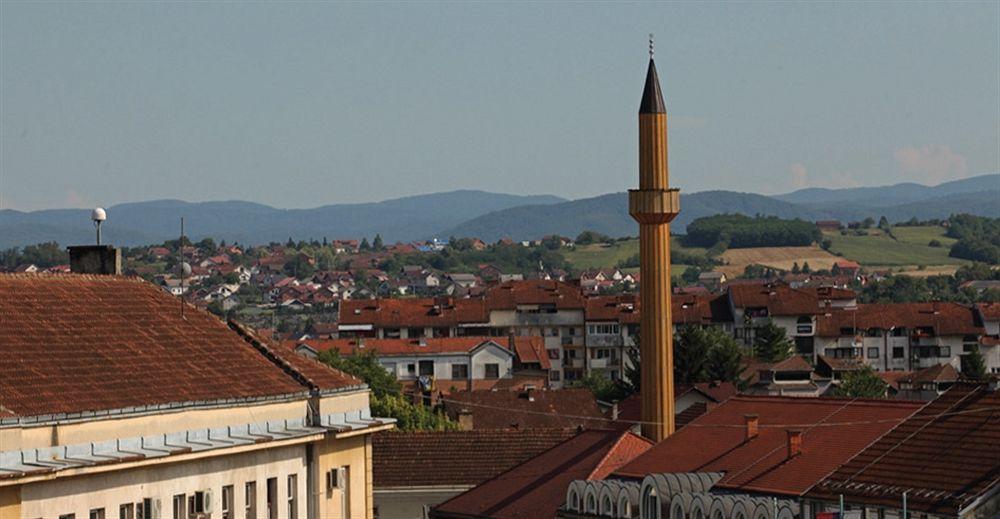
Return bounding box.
[832,258,862,276]
[895,362,960,400]
[696,270,726,289]
[563,395,923,518]
[0,273,392,518]
[446,272,478,288]
[288,336,550,393]
[431,430,652,519]
[808,382,1000,518]
[744,355,823,397]
[373,429,577,519]
[815,220,842,232]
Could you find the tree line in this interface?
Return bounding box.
[683,214,821,249]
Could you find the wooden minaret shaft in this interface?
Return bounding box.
[629,57,680,442]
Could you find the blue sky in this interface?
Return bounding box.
[2,2,997,211]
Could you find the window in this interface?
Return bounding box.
[266,477,278,519]
[221,485,234,519]
[418,360,434,377]
[408,327,424,338]
[90,510,106,519]
[484,363,499,379]
[245,481,257,519]
[406,363,416,376]
[384,327,401,338]
[287,475,298,519]
[136,499,152,519]
[588,324,620,335]
[59,515,75,519]
[796,316,813,334]
[189,491,209,515]
[451,364,468,379]
[119,504,134,519]
[547,348,560,360]
[549,370,561,381]
[893,347,905,359]
[939,346,951,358]
[172,494,186,519]
[868,347,880,359]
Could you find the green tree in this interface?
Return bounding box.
[962,349,989,381]
[317,349,457,431]
[673,325,712,384]
[575,230,611,245]
[801,261,811,274]
[623,336,641,393]
[572,373,627,402]
[372,234,384,251]
[704,327,747,388]
[753,319,794,363]
[359,238,371,251]
[791,262,800,274]
[836,365,887,398]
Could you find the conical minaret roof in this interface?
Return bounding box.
[639,58,666,114]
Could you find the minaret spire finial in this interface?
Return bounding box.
[649,33,654,59]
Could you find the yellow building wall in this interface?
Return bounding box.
[0,487,20,519]
[315,433,372,519]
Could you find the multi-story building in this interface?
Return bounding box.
[0,271,392,518]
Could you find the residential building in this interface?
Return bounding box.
[441,389,608,430]
[0,273,392,518]
[287,336,550,393]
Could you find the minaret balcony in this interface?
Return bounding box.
[628,188,680,224]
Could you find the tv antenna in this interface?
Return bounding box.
[649,33,654,59]
[178,217,191,319]
[91,207,107,245]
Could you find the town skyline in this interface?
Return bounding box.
[2,2,998,211]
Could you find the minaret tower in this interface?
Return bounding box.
[629,36,680,442]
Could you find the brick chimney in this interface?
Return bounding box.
[457,408,474,431]
[744,414,759,441]
[68,245,121,275]
[787,429,803,458]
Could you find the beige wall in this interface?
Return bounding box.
[19,443,308,519]
[373,488,469,519]
[315,434,372,519]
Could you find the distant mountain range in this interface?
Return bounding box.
[1,174,996,248]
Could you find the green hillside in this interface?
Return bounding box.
[824,226,967,267]
[564,237,710,271]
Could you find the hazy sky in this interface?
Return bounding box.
[2,2,998,211]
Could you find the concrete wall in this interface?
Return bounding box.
[0,488,19,519]
[315,434,372,519]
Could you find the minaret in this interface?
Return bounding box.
[629,37,680,442]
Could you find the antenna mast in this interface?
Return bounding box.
[180,217,186,319]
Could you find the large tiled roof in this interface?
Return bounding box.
[0,274,359,418]
[442,389,608,430]
[615,395,923,496]
[585,295,641,323]
[809,383,1000,515]
[815,302,983,337]
[431,430,652,519]
[373,428,577,487]
[898,363,959,385]
[486,280,586,310]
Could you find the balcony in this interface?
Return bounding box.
[586,335,624,348]
[563,358,585,369]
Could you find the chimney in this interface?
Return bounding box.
[612,402,620,421]
[457,408,474,431]
[786,429,803,458]
[521,387,535,402]
[744,414,759,441]
[68,245,122,275]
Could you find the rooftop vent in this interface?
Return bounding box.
[787,429,803,458]
[744,414,759,442]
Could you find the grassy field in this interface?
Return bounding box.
[564,238,708,271]
[822,225,965,267]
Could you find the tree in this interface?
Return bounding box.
[861,217,875,229]
[801,261,811,274]
[572,373,627,402]
[623,336,641,393]
[317,349,457,431]
[791,262,801,274]
[285,237,295,248]
[372,234,384,251]
[673,325,711,384]
[703,327,747,388]
[836,366,887,398]
[359,238,371,251]
[961,349,989,381]
[576,230,611,245]
[753,319,793,363]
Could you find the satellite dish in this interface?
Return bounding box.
[91,207,107,222]
[176,262,192,277]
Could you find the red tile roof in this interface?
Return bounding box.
[373,429,577,488]
[976,302,1000,320]
[0,274,359,418]
[809,383,1000,515]
[898,363,959,385]
[486,280,586,310]
[431,430,652,519]
[729,283,856,316]
[339,297,487,327]
[442,389,608,430]
[615,395,923,496]
[816,302,983,337]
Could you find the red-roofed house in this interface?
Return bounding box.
[289,336,550,392]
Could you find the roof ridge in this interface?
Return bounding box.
[230,320,322,392]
